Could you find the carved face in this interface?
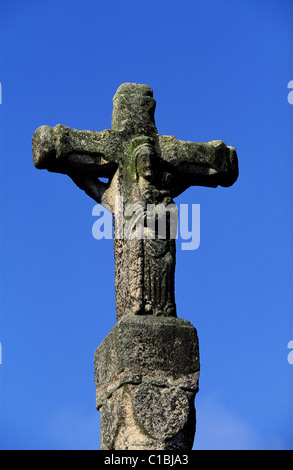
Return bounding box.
[135,145,156,183]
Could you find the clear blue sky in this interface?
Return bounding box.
[0,0,292,450]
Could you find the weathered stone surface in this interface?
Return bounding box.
[32,83,238,450]
[32,83,238,321]
[95,316,200,450]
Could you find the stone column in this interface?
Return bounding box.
[94,316,200,450]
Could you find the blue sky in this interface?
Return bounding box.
[0,0,292,450]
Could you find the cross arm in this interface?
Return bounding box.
[32,124,118,175]
[158,135,238,194]
[32,124,119,210]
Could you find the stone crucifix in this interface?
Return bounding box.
[32,83,238,450]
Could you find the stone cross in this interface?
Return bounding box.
[32,83,238,450]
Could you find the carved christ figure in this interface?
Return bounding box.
[117,138,178,317]
[32,83,238,321]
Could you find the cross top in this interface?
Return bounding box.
[112,83,157,136]
[32,83,238,320]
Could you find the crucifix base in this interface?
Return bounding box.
[94,316,200,450]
